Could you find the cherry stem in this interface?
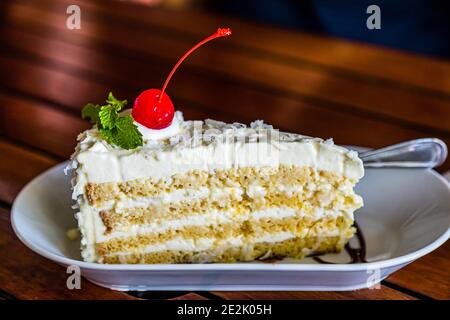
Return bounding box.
[158,28,232,102]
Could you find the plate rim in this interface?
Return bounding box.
[11,161,450,272]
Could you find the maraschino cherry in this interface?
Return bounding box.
[132,28,232,129]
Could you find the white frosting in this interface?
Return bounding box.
[255,231,296,243]
[139,237,216,254]
[133,110,184,141]
[69,111,364,200]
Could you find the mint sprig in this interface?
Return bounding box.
[81,92,143,149]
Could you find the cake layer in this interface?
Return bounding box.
[101,235,345,264]
[84,165,356,208]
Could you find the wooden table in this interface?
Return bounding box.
[0,0,449,300]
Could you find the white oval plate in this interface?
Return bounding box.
[11,161,450,291]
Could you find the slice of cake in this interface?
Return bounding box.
[67,28,363,264]
[68,106,363,264]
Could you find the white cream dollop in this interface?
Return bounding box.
[134,110,183,141]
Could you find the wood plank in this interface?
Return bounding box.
[0,140,56,204]
[0,56,111,111]
[0,208,137,299]
[0,91,89,159]
[4,0,450,132]
[76,0,450,96]
[211,287,416,300]
[0,49,214,123]
[386,241,450,300]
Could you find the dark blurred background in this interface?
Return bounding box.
[133,0,450,58]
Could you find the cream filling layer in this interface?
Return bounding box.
[97,186,245,211]
[94,180,357,212]
[98,206,308,242]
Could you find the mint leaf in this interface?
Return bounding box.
[81,93,143,150]
[99,116,143,149]
[98,127,115,144]
[81,103,101,124]
[106,92,127,112]
[99,92,127,129]
[99,104,118,129]
[111,115,143,149]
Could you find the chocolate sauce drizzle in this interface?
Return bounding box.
[313,222,367,264]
